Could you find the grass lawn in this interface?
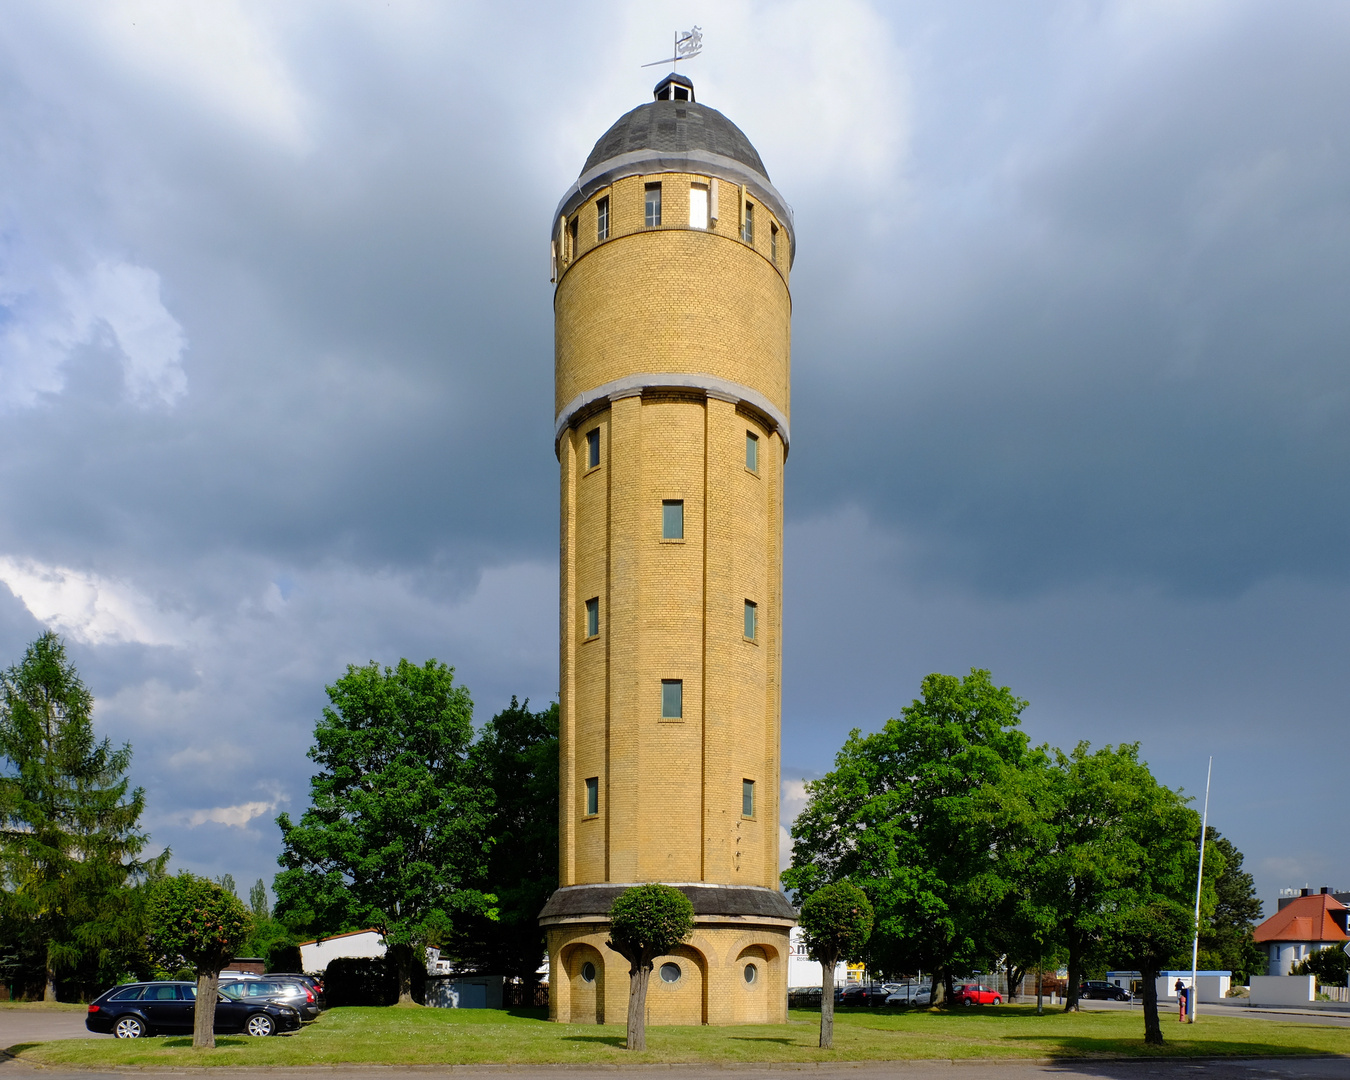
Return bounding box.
[0,1001,89,1012]
[11,1004,1350,1068]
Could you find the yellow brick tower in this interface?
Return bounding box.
[540,73,796,1026]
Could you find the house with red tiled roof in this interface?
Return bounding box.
[1253,890,1348,975]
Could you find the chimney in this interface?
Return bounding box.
[1302,888,1311,897]
[1322,887,1331,895]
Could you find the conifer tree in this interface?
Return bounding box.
[0,632,165,1000]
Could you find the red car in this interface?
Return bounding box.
[952,983,1002,1006]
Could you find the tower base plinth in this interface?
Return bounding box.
[541,884,796,1026]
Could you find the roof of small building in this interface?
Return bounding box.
[1253,893,1347,943]
[582,99,769,180]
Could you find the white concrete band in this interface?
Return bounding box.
[554,373,790,457]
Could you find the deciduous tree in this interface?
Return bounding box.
[606,884,694,1051]
[797,881,873,1048]
[148,872,251,1047]
[1104,900,1193,1045]
[783,670,1031,1004]
[275,658,494,1002]
[449,697,558,988]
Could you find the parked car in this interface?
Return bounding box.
[839,983,891,1006]
[952,983,1002,1006]
[220,977,321,1022]
[85,981,301,1038]
[268,972,326,1007]
[1079,980,1132,1001]
[787,986,823,1008]
[885,984,932,1006]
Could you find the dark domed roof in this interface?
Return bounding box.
[582,100,770,181]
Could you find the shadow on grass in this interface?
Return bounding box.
[3,1044,39,1058]
[728,1036,797,1045]
[1007,1034,1335,1059]
[503,1008,551,1022]
[562,1034,627,1048]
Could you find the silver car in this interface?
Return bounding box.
[885,984,932,1006]
[220,978,320,1022]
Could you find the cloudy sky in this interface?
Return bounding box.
[2,0,1347,916]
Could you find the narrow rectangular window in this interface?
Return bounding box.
[771,223,778,263]
[645,183,662,227]
[585,597,599,638]
[690,183,708,229]
[662,499,684,539]
[744,600,757,641]
[585,776,599,816]
[568,216,578,258]
[661,679,683,719]
[586,428,600,469]
[596,196,609,241]
[746,430,759,472]
[742,202,754,244]
[742,779,755,818]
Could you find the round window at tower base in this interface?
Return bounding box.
[744,963,758,984]
[660,962,682,983]
[581,961,596,983]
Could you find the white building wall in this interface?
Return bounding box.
[786,926,848,987]
[299,930,385,974]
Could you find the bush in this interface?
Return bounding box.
[266,942,303,974]
[323,956,425,1006]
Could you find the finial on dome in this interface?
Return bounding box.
[653,72,695,102]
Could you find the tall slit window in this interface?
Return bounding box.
[585,597,599,638]
[662,500,684,539]
[770,223,778,263]
[742,202,755,244]
[585,777,599,816]
[586,428,600,469]
[744,600,757,641]
[746,430,759,472]
[568,216,578,259]
[645,183,662,227]
[742,779,755,818]
[661,679,683,719]
[690,183,709,230]
[596,196,610,241]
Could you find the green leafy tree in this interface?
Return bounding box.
[782,670,1031,1004]
[148,872,251,1047]
[606,884,695,1051]
[448,697,558,987]
[1197,828,1264,983]
[0,632,166,1000]
[249,878,269,923]
[1292,945,1349,987]
[797,882,873,1048]
[274,658,494,1002]
[214,873,237,898]
[1039,742,1205,1012]
[1104,900,1194,1045]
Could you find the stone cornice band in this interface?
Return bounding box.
[555,373,790,458]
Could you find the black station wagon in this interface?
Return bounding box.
[85,980,301,1038]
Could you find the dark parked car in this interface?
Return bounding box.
[1079,980,1132,1001]
[85,981,301,1038]
[267,973,327,1009]
[839,983,891,1006]
[221,977,322,1021]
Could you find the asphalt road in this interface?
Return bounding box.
[0,1008,98,1048]
[1078,1000,1350,1029]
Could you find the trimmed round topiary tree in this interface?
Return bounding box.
[798,881,874,1049]
[606,884,695,1050]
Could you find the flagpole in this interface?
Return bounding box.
[1188,756,1213,1022]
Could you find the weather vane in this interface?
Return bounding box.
[641,27,703,70]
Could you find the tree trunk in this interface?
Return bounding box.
[626,961,651,1051]
[193,970,219,1049]
[819,952,836,1049]
[394,946,415,1004]
[1141,967,1163,1045]
[44,966,57,1002]
[1064,945,1080,1012]
[929,971,945,1007]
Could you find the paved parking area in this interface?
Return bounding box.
[0,1008,99,1050]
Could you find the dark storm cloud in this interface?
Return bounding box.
[791,1,1350,598]
[0,0,1345,905]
